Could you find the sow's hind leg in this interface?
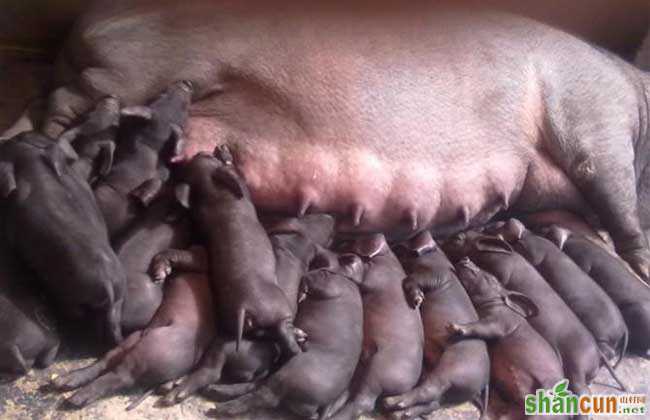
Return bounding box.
[541,66,650,280]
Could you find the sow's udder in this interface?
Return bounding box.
[184,115,579,235]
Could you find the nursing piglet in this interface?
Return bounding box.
[490,219,628,362]
[543,225,650,355]
[93,81,192,238]
[330,233,424,420]
[172,147,302,357]
[450,258,567,420]
[382,231,489,419]
[206,253,364,418]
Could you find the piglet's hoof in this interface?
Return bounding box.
[406,288,425,310]
[294,327,309,351]
[446,323,466,337]
[620,248,650,282]
[150,254,173,283]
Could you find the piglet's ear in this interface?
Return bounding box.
[212,167,244,199]
[44,140,79,177]
[504,292,539,319]
[120,106,152,122]
[174,183,191,209]
[96,141,115,177]
[475,236,514,254]
[57,138,79,161]
[0,162,17,198]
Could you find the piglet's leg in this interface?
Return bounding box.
[207,385,278,416]
[52,331,142,391]
[446,317,509,340]
[201,382,258,401]
[382,375,449,413]
[150,246,208,282]
[65,370,134,409]
[330,365,382,420]
[276,319,307,357]
[36,341,60,369]
[162,339,229,405]
[388,399,441,420]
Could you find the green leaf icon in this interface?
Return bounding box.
[553,380,569,397]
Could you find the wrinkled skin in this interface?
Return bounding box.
[443,231,604,400]
[206,254,364,418]
[382,231,489,419]
[41,0,650,280]
[160,214,334,405]
[488,219,628,362]
[113,192,192,333]
[50,271,215,408]
[330,233,424,420]
[173,151,301,358]
[59,96,120,183]
[450,259,567,420]
[543,225,650,356]
[0,131,125,344]
[93,81,192,239]
[0,242,59,376]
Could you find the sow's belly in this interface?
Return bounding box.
[185,113,586,237]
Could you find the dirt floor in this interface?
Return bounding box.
[1,336,649,420]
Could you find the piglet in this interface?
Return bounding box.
[51,268,215,408]
[113,192,192,333]
[160,213,335,405]
[93,81,192,238]
[205,253,364,418]
[0,131,126,344]
[488,219,628,363]
[330,233,424,420]
[382,231,489,419]
[543,225,650,356]
[0,243,59,376]
[444,230,623,403]
[450,258,567,420]
[173,147,302,357]
[58,96,119,183]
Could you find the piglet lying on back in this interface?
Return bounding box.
[450,258,566,420]
[173,146,303,357]
[51,269,215,408]
[382,231,489,419]
[331,233,424,420]
[206,252,364,418]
